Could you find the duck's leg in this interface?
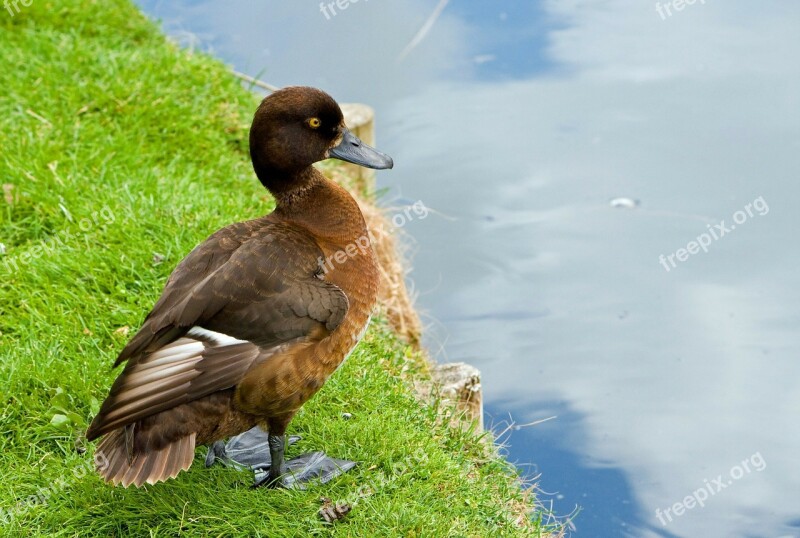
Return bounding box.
[254,416,356,489]
[264,431,287,488]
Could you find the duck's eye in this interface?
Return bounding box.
[307,117,322,129]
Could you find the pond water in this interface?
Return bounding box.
[136,1,800,536]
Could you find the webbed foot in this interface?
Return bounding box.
[253,451,357,490]
[206,426,355,489]
[205,427,300,470]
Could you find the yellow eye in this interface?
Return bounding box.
[308,117,322,129]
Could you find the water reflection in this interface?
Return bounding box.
[136,1,800,536]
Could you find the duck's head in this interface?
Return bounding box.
[249,86,393,194]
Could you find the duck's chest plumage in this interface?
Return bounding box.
[230,181,380,418]
[316,236,379,374]
[272,176,381,377]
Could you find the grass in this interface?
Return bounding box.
[0,1,553,536]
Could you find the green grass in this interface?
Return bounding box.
[0,1,552,536]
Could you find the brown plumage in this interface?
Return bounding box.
[86,86,393,487]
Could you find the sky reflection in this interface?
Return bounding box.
[137,1,800,536]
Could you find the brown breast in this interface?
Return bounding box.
[294,176,380,376]
[233,172,380,418]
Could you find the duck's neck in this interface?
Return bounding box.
[270,167,367,244]
[253,160,314,197]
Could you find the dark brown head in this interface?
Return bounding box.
[249,86,393,195]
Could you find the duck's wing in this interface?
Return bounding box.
[86,221,348,440]
[112,219,255,366]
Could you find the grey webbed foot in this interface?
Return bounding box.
[206,428,300,470]
[253,451,357,490]
[206,426,356,489]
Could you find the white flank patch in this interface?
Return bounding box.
[135,327,247,373]
[187,326,248,346]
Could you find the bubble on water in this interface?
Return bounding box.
[609,197,640,209]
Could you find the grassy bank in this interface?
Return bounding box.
[0,1,551,535]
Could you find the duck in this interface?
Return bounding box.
[85,86,393,488]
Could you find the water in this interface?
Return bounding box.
[135,1,800,536]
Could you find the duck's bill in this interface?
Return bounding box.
[328,128,394,170]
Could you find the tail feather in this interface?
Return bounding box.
[96,429,197,487]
